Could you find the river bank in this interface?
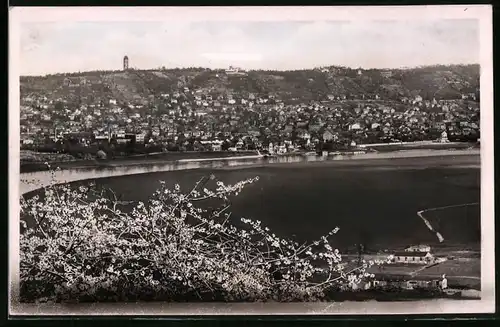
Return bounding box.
[19,148,480,195]
[19,150,259,173]
[19,141,478,173]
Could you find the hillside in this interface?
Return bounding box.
[20,64,480,103]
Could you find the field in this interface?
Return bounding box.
[416,259,481,278]
[366,264,426,276]
[364,259,481,279]
[417,259,481,290]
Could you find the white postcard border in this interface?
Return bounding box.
[8,5,495,316]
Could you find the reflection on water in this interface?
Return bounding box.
[20,149,479,195]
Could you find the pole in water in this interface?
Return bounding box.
[417,210,445,243]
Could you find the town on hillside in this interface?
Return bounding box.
[19,58,480,160]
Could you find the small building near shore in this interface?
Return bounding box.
[211,139,223,152]
[405,245,431,253]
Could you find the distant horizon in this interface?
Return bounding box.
[19,62,480,78]
[19,19,479,76]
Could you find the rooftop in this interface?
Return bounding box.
[393,251,432,257]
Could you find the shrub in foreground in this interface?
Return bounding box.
[20,166,389,303]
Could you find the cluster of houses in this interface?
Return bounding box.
[349,244,449,292]
[391,244,439,265]
[362,274,448,292]
[19,68,480,154]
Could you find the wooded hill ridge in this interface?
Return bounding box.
[20,64,480,103]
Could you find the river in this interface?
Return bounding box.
[21,149,481,252]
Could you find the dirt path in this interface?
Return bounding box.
[409,261,444,277]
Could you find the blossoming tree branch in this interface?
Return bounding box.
[19,164,389,303]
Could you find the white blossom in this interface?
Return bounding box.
[19,170,387,303]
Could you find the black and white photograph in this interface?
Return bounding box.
[9,5,494,316]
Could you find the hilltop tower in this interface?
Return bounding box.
[123,55,129,71]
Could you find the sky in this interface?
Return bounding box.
[19,19,479,76]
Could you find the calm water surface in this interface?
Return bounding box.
[56,155,481,252]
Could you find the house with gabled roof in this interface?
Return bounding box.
[322,128,336,142]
